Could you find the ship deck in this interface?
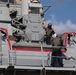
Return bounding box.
[0,65,76,75]
[0,65,76,71]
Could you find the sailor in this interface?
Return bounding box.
[43,23,55,45]
[51,34,64,67]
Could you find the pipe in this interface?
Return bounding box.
[21,0,29,15]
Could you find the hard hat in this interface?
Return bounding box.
[48,22,52,26]
[56,34,62,38]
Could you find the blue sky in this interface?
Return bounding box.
[40,0,76,34]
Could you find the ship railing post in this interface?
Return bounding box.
[0,32,2,65]
[6,38,11,67]
[40,42,46,75]
[40,42,44,68]
[10,43,14,66]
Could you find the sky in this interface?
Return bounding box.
[40,0,76,34]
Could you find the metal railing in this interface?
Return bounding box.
[0,40,76,70]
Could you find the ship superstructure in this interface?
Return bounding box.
[0,0,76,75]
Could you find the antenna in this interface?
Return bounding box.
[43,5,51,13]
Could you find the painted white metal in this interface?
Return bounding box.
[40,42,44,68]
[10,43,14,65]
[28,0,31,3]
[29,3,42,8]
[0,32,2,52]
[15,66,43,70]
[21,0,28,15]
[14,66,76,71]
[0,65,8,69]
[46,67,76,71]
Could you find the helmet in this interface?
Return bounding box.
[48,22,52,26]
[56,34,62,38]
